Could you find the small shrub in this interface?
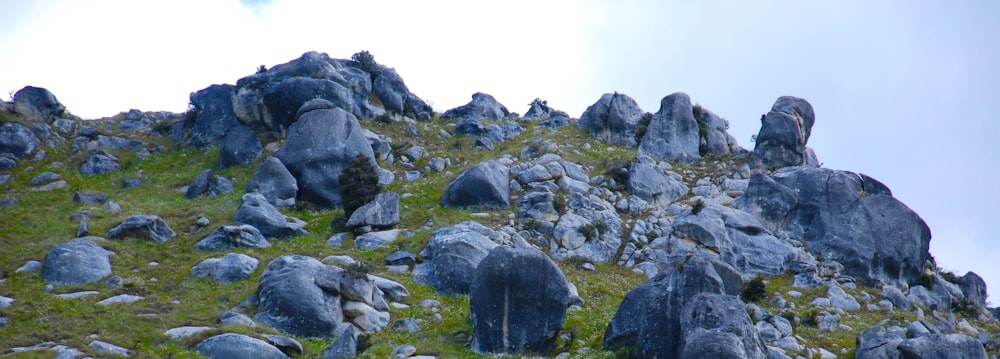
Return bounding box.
[741,275,767,303]
[635,112,653,141]
[339,153,382,219]
[952,297,978,318]
[552,193,568,214]
[256,65,267,74]
[691,199,705,215]
[916,273,935,289]
[592,219,608,232]
[351,50,379,77]
[579,223,598,241]
[800,308,822,327]
[345,261,373,279]
[940,270,961,285]
[523,219,545,232]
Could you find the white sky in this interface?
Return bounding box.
[2,0,999,301]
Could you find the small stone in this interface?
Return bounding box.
[15,260,42,273]
[581,262,596,271]
[97,294,144,305]
[393,344,417,359]
[164,326,212,339]
[385,251,417,266]
[76,221,89,237]
[219,311,256,327]
[103,201,122,213]
[55,291,100,299]
[393,318,421,333]
[89,340,129,357]
[262,334,304,356]
[73,192,108,205]
[327,232,348,247]
[0,296,13,308]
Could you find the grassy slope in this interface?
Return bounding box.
[0,113,996,358]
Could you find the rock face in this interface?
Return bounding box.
[577,92,645,147]
[0,123,41,158]
[42,238,113,285]
[187,84,243,148]
[604,254,742,358]
[219,124,262,168]
[107,215,176,242]
[735,166,931,287]
[638,92,700,163]
[345,191,400,230]
[195,225,271,251]
[677,293,766,359]
[256,255,342,338]
[470,246,570,355]
[233,192,307,239]
[749,96,818,170]
[191,253,259,283]
[440,160,510,210]
[273,100,377,209]
[13,86,65,121]
[442,92,510,122]
[413,221,499,295]
[195,333,289,359]
[246,157,298,208]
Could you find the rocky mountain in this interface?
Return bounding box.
[0,51,996,358]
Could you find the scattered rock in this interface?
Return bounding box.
[413,221,499,295]
[220,311,256,327]
[385,251,417,266]
[577,92,644,146]
[196,225,271,251]
[97,294,144,305]
[107,214,176,242]
[354,229,402,250]
[88,340,130,357]
[80,149,120,176]
[394,318,421,333]
[256,255,342,338]
[16,260,42,273]
[440,160,510,210]
[0,122,42,158]
[73,192,108,205]
[30,171,60,185]
[322,322,358,359]
[346,191,400,230]
[262,334,304,357]
[195,333,289,359]
[246,156,298,208]
[191,253,259,283]
[233,192,307,239]
[42,238,112,285]
[185,169,234,199]
[164,326,213,339]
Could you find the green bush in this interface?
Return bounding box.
[579,223,598,241]
[345,261,373,279]
[339,153,382,218]
[741,275,767,303]
[553,193,568,214]
[691,199,705,215]
[635,112,653,141]
[351,50,379,77]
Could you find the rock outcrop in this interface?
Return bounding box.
[638,92,701,162]
[749,96,819,170]
[13,86,65,122]
[107,215,176,242]
[440,160,510,210]
[577,92,645,147]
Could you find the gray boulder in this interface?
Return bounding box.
[627,159,688,208]
[13,86,65,121]
[187,84,243,148]
[107,215,176,242]
[0,122,41,158]
[219,124,262,168]
[73,192,108,205]
[523,98,568,121]
[749,96,817,170]
[736,166,931,287]
[413,221,499,295]
[855,326,906,359]
[354,229,401,250]
[638,92,700,162]
[246,156,298,208]
[960,272,988,308]
[233,192,307,239]
[195,225,271,251]
[550,192,624,264]
[373,65,432,119]
[697,106,742,155]
[191,253,259,283]
[80,149,119,176]
[273,100,377,209]
[442,92,509,122]
[186,169,234,199]
[322,323,358,359]
[604,254,742,358]
[678,293,767,359]
[346,191,400,230]
[256,255,342,338]
[195,333,289,359]
[470,246,570,355]
[441,160,510,210]
[42,238,112,285]
[897,334,988,359]
[577,92,644,146]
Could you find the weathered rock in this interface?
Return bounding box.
[354,229,401,250]
[13,86,65,121]
[639,92,700,162]
[195,333,289,359]
[577,92,644,146]
[373,65,432,119]
[220,311,256,327]
[107,215,176,242]
[413,221,499,295]
[80,149,119,176]
[219,124,262,168]
[0,122,41,158]
[256,255,342,338]
[246,156,298,208]
[88,340,129,357]
[262,334,304,357]
[442,92,509,122]
[627,159,688,207]
[605,254,742,357]
[164,326,213,340]
[273,101,377,209]
[196,225,271,251]
[855,326,907,359]
[897,334,988,359]
[42,238,112,285]
[343,300,390,333]
[960,272,988,308]
[186,169,233,199]
[233,192,307,239]
[322,323,358,359]
[187,84,243,148]
[470,246,570,354]
[29,172,59,185]
[697,106,742,155]
[749,96,817,170]
[191,253,259,283]
[73,192,108,205]
[346,191,400,230]
[678,293,767,359]
[441,160,510,210]
[97,294,144,305]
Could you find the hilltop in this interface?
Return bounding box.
[0,51,997,358]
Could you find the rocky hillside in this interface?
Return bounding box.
[1,51,997,359]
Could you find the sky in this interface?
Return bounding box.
[2,1,998,301]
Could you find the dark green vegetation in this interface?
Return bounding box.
[339,153,382,219]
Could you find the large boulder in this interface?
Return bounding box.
[185,169,234,199]
[107,215,176,243]
[442,92,510,122]
[735,166,931,287]
[187,84,243,148]
[246,156,298,208]
[372,65,433,120]
[604,254,742,358]
[549,192,624,264]
[413,221,500,295]
[256,255,342,338]
[854,326,907,359]
[219,124,262,168]
[42,238,113,285]
[13,86,65,121]
[749,96,818,170]
[440,160,510,210]
[233,192,307,239]
[195,225,271,251]
[0,122,41,158]
[627,159,689,208]
[273,100,377,209]
[345,191,400,230]
[696,106,742,155]
[960,272,988,308]
[470,246,570,355]
[195,333,289,359]
[897,334,988,359]
[638,92,700,162]
[678,293,767,359]
[577,92,644,146]
[191,253,259,283]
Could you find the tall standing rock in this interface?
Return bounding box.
[638,92,700,163]
[440,160,510,210]
[13,86,65,122]
[470,246,570,355]
[577,92,645,147]
[256,255,342,338]
[749,96,818,170]
[187,84,242,148]
[273,99,377,209]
